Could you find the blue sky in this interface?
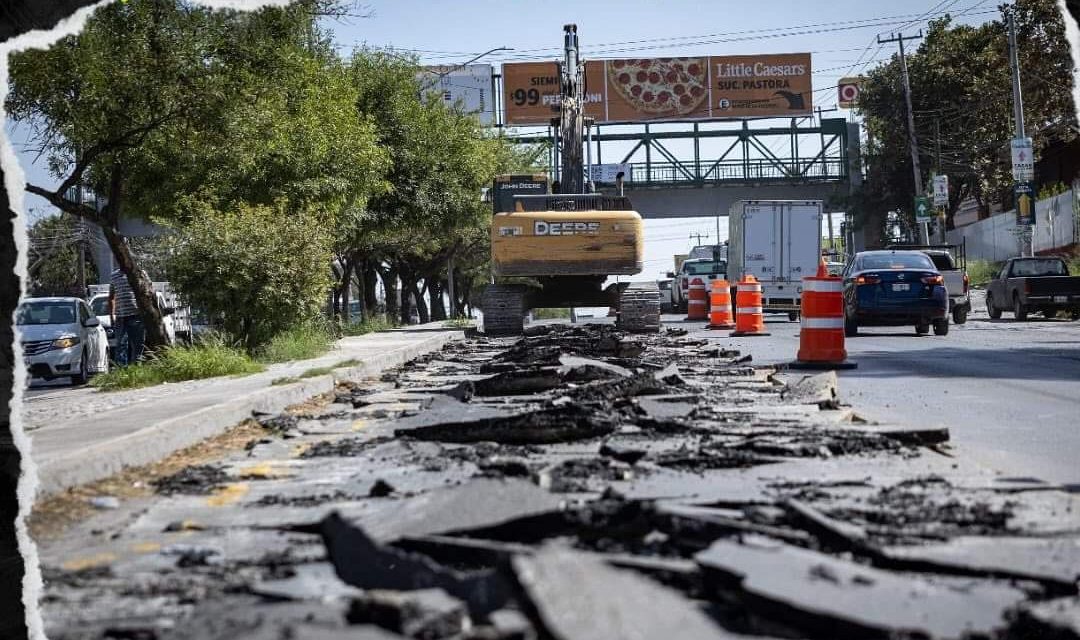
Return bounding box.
[6,0,1006,278]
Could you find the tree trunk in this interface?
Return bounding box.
[398,262,415,325]
[338,255,356,327]
[378,262,399,321]
[412,281,430,324]
[362,261,379,319]
[428,278,447,321]
[101,225,169,350]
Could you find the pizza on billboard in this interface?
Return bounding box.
[605,58,709,119]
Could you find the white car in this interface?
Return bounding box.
[17,297,109,384]
[90,292,177,350]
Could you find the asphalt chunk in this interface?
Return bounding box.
[397,405,619,445]
[348,588,468,639]
[696,536,1026,640]
[151,464,229,496]
[511,546,734,640]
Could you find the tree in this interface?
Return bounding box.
[166,201,333,352]
[853,0,1077,241]
[25,214,97,297]
[6,0,386,347]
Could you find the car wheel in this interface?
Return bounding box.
[1043,308,1058,319]
[916,322,930,335]
[1072,310,1080,321]
[71,351,89,386]
[788,311,799,321]
[1013,294,1028,321]
[844,314,857,337]
[987,293,1002,319]
[933,318,950,336]
[952,306,968,324]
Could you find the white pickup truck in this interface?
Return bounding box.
[886,243,971,324]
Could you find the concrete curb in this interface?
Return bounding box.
[36,330,461,498]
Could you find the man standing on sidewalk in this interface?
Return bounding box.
[109,265,149,366]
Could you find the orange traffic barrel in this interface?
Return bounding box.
[686,277,708,321]
[730,275,770,337]
[708,279,735,329]
[790,259,857,370]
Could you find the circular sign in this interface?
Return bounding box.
[839,83,859,102]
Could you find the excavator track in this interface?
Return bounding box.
[617,282,662,333]
[481,284,528,336]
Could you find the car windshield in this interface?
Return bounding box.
[925,253,955,270]
[17,301,76,325]
[90,296,109,316]
[685,261,725,275]
[860,253,934,270]
[1012,259,1067,277]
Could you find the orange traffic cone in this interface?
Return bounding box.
[707,279,735,329]
[686,277,708,321]
[789,259,857,369]
[730,275,771,337]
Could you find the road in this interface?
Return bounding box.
[683,290,1080,486]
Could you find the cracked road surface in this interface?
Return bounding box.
[684,293,1080,487]
[35,323,1080,640]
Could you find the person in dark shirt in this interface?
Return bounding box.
[109,266,149,366]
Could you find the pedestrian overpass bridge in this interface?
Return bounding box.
[513,118,861,219]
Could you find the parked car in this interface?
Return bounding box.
[657,279,674,313]
[667,258,727,313]
[842,250,949,337]
[887,243,971,324]
[985,257,1080,321]
[17,297,109,384]
[90,290,178,350]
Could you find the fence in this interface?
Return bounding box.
[946,188,1079,262]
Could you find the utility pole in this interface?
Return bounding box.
[879,31,927,244]
[75,180,86,298]
[559,24,585,195]
[933,115,947,243]
[1007,7,1033,257]
[689,232,710,246]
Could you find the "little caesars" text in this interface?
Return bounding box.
[715,62,807,78]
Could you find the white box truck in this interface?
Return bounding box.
[728,200,823,319]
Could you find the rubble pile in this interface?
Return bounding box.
[38,324,1080,640]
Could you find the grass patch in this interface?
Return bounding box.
[270,376,300,386]
[531,307,571,319]
[967,259,1001,287]
[256,323,333,364]
[92,338,264,391]
[341,316,397,337]
[443,317,474,329]
[335,358,361,368]
[299,366,334,379]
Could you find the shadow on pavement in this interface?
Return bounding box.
[841,346,1080,381]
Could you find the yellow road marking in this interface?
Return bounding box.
[206,482,250,507]
[62,553,115,571]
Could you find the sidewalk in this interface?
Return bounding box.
[26,323,464,497]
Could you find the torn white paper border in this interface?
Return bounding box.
[1060,0,1080,129]
[1,3,289,638]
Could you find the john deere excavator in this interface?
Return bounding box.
[482,25,661,336]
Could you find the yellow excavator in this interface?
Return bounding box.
[482,25,660,336]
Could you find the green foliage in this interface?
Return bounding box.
[532,308,571,319]
[299,366,334,378]
[167,202,334,352]
[255,322,334,364]
[854,0,1076,241]
[1037,182,1069,200]
[91,336,263,391]
[967,259,1002,287]
[26,215,97,297]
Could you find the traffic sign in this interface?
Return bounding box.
[932,174,949,206]
[1015,182,1035,226]
[837,77,862,109]
[1011,137,1034,181]
[915,195,932,223]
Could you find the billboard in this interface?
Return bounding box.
[418,64,494,125]
[503,53,812,125]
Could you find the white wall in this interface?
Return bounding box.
[947,189,1079,262]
